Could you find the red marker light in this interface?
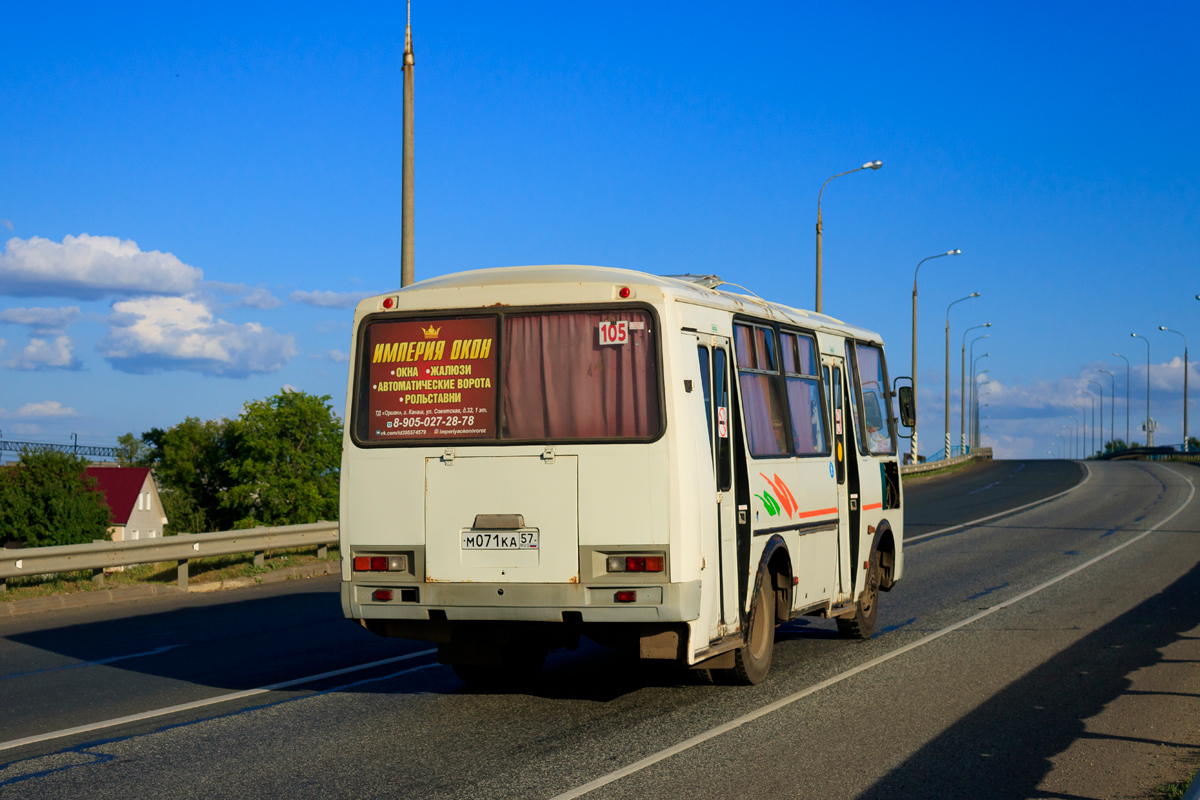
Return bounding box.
[644,556,663,572]
[382,297,395,309]
[614,590,637,603]
[370,556,388,571]
[618,287,631,299]
[372,589,394,602]
[353,556,371,571]
[626,556,646,572]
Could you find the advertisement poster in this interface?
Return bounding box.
[366,316,497,441]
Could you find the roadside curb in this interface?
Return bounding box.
[0,561,338,617]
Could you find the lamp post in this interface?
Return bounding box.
[1088,379,1104,457]
[962,323,991,450]
[910,249,962,461]
[1081,390,1096,457]
[1159,326,1188,450]
[815,160,882,314]
[1063,423,1074,459]
[400,0,416,287]
[1074,404,1088,457]
[1113,352,1130,445]
[972,369,991,448]
[1099,369,1116,453]
[971,355,990,447]
[969,336,989,447]
[945,293,980,457]
[1069,416,1081,459]
[1131,333,1153,445]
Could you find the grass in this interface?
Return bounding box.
[1153,769,1196,800]
[0,543,339,602]
[901,457,982,483]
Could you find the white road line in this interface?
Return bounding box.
[551,463,1194,800]
[906,461,1093,544]
[0,647,437,752]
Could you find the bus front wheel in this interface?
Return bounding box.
[837,549,881,639]
[719,575,775,685]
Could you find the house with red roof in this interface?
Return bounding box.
[85,466,168,541]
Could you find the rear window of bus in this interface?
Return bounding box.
[354,309,661,444]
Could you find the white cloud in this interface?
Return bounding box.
[100,295,297,376]
[4,336,80,370]
[18,400,77,417]
[236,288,283,309]
[289,289,371,309]
[0,220,13,231]
[329,349,350,363]
[0,234,202,299]
[0,306,81,334]
[12,423,42,435]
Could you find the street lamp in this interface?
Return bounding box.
[1081,390,1096,457]
[1098,369,1116,453]
[1131,333,1153,445]
[1088,379,1104,457]
[1159,326,1188,450]
[815,160,882,314]
[945,292,980,457]
[1063,423,1075,459]
[962,323,991,450]
[1080,402,1089,460]
[971,354,990,447]
[1112,352,1131,445]
[910,248,962,461]
[1068,416,1080,459]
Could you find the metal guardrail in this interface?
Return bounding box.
[0,521,338,592]
[900,447,993,476]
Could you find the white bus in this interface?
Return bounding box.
[340,266,913,685]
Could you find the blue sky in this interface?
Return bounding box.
[1,1,1197,459]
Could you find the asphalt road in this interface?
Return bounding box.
[3,459,1199,799]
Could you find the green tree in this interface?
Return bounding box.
[0,450,113,547]
[121,418,239,534]
[222,390,342,528]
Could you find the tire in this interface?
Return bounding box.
[451,647,546,689]
[837,549,881,639]
[718,574,776,685]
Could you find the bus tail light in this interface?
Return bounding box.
[354,555,410,572]
[605,554,664,573]
[373,589,394,602]
[614,590,637,603]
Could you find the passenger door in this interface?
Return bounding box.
[697,336,740,636]
[823,356,853,601]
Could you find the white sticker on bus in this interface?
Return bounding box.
[598,321,630,345]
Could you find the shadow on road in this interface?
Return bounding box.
[856,559,1200,800]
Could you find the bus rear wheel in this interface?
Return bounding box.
[718,575,775,685]
[837,549,881,639]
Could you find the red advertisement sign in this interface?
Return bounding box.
[365,316,497,441]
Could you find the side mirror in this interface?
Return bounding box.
[897,386,916,428]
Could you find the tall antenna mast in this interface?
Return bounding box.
[401,0,415,287]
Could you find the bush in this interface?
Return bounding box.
[0,450,113,547]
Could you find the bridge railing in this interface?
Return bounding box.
[0,521,338,593]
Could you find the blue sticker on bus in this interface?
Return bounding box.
[829,462,835,478]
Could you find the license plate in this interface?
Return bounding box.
[461,531,538,550]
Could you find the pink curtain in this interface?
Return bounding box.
[502,311,660,439]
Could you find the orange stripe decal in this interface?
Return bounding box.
[796,506,838,519]
[863,502,883,511]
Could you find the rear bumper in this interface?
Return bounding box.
[342,579,702,624]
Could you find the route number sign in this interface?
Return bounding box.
[598,321,630,346]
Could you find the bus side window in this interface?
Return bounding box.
[714,348,733,491]
[780,332,828,456]
[845,343,868,455]
[698,345,713,449]
[734,323,788,457]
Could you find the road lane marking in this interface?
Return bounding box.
[0,648,437,752]
[0,645,186,681]
[906,462,1093,544]
[550,463,1194,800]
